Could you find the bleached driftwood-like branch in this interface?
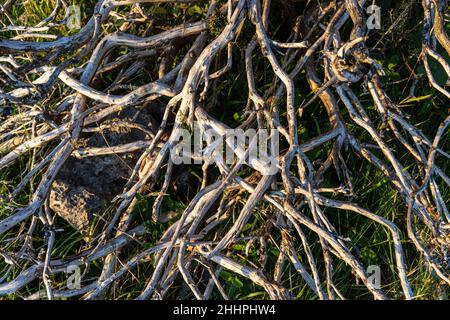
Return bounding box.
[0,0,448,300]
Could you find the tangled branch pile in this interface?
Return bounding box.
[0,0,449,300]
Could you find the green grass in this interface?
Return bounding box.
[0,0,449,300]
